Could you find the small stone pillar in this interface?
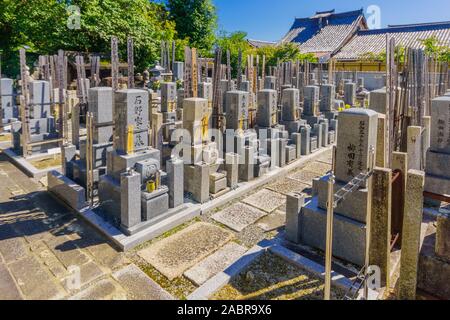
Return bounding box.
[319,84,335,113]
[407,126,422,171]
[257,89,277,127]
[224,153,239,189]
[281,88,300,121]
[286,193,305,243]
[398,169,425,300]
[303,86,319,116]
[344,82,356,106]
[370,167,392,287]
[161,82,177,113]
[167,158,184,208]
[436,214,450,261]
[120,170,142,230]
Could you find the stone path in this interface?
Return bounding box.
[132,148,333,299]
[0,151,173,300]
[0,147,332,300]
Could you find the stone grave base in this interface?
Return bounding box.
[3,147,62,179]
[425,174,450,197]
[418,221,450,299]
[297,197,366,266]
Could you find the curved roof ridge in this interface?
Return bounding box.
[357,21,450,35]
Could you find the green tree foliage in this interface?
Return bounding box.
[215,31,317,77]
[215,31,252,77]
[166,0,217,55]
[420,36,450,63]
[254,42,317,66]
[0,0,176,76]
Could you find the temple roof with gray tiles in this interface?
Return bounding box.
[280,9,367,55]
[247,39,277,48]
[333,21,450,61]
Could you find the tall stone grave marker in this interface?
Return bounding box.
[425,96,450,196]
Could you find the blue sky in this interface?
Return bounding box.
[213,0,450,41]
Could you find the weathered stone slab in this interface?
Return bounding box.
[138,222,233,280]
[265,178,310,196]
[212,203,267,232]
[0,263,22,300]
[8,255,65,300]
[257,210,286,232]
[69,279,124,300]
[184,242,247,286]
[302,161,331,176]
[112,264,174,300]
[45,235,90,268]
[242,189,286,213]
[288,170,320,185]
[0,236,28,264]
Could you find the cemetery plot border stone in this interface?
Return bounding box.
[138,222,233,280]
[112,264,174,300]
[242,189,286,213]
[266,178,311,196]
[288,170,321,186]
[184,242,247,286]
[212,203,267,232]
[256,210,286,232]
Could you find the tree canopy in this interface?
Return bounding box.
[215,31,317,77]
[0,0,176,76]
[166,0,217,55]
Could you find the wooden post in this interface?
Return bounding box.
[127,37,135,89]
[0,52,3,134]
[363,146,375,300]
[324,145,336,300]
[111,37,119,92]
[19,48,30,157]
[86,112,94,207]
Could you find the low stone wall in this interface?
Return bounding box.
[47,170,88,211]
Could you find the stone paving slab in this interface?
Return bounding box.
[8,255,66,300]
[45,235,90,268]
[0,262,23,300]
[184,242,247,286]
[212,203,267,232]
[315,152,333,165]
[288,170,321,185]
[256,210,286,232]
[265,178,311,196]
[74,261,106,290]
[242,189,286,213]
[301,161,331,176]
[138,222,234,281]
[68,279,125,300]
[112,264,174,300]
[0,236,28,264]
